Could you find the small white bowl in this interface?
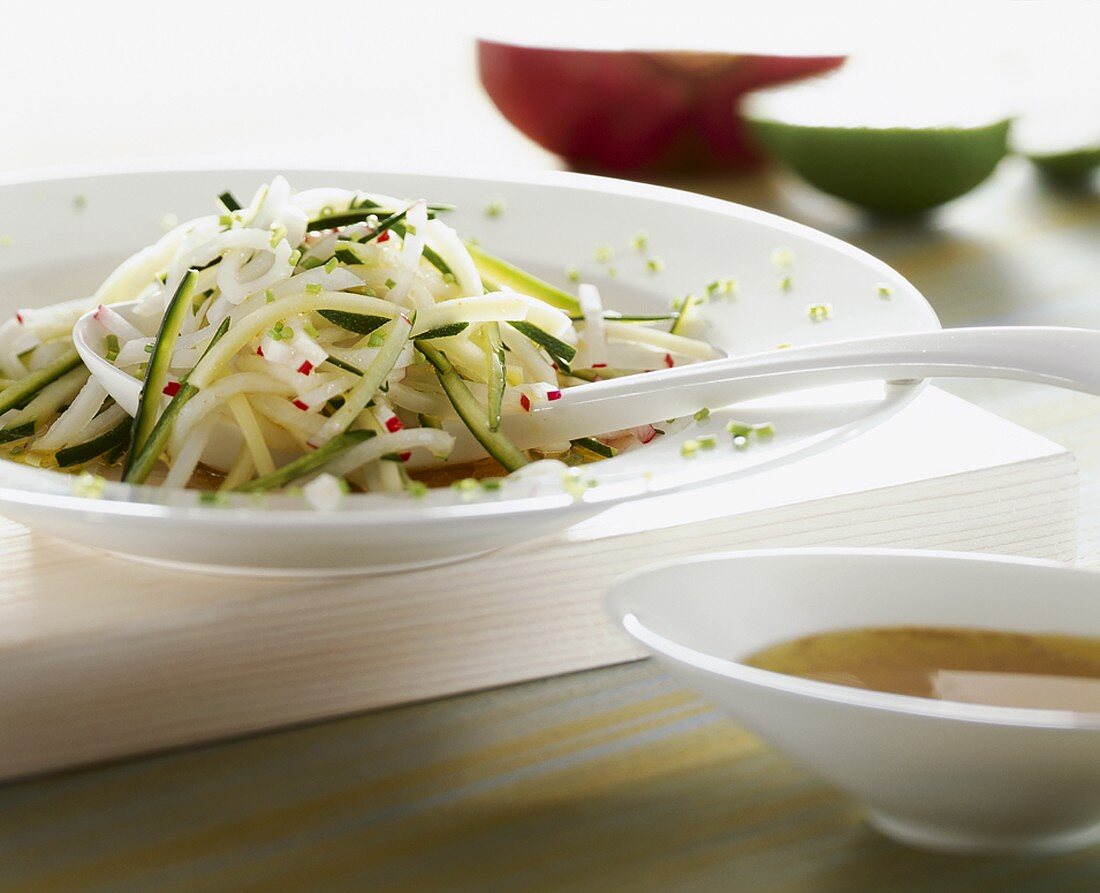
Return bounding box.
[606,548,1100,855]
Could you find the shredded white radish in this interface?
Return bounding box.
[31,377,107,452]
[577,283,608,369]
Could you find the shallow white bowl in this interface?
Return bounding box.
[606,548,1100,855]
[0,166,938,573]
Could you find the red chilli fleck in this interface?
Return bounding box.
[377,230,390,243]
[385,415,404,433]
[256,345,264,357]
[592,362,607,369]
[663,353,674,368]
[297,360,313,375]
[15,312,24,324]
[292,399,309,411]
[162,381,181,397]
[399,451,412,462]
[547,389,562,401]
[519,393,531,412]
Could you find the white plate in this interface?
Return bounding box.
[0,166,939,573]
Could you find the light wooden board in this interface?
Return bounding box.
[0,389,1076,781]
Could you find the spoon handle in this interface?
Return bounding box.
[494,326,1100,450]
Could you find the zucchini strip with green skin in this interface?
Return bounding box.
[416,342,529,472]
[570,312,679,324]
[415,322,468,340]
[3,366,88,429]
[236,430,374,492]
[571,437,617,459]
[55,419,131,468]
[312,312,415,446]
[123,269,197,475]
[568,367,636,382]
[0,347,82,415]
[485,322,505,432]
[0,421,35,445]
[465,243,580,313]
[218,191,241,212]
[122,316,231,485]
[340,200,454,275]
[307,204,451,230]
[322,356,365,377]
[670,293,700,337]
[508,321,577,372]
[318,310,390,335]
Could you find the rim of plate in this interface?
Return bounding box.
[0,162,939,523]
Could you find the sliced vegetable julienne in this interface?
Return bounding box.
[237,429,375,492]
[2,366,88,430]
[322,356,366,377]
[218,191,242,212]
[30,376,108,453]
[570,312,679,324]
[227,394,275,476]
[411,294,528,335]
[55,418,130,468]
[508,321,577,373]
[307,203,452,231]
[321,427,456,479]
[318,310,390,336]
[189,292,400,390]
[670,292,700,336]
[465,242,580,313]
[123,316,231,485]
[123,269,197,476]
[0,346,82,415]
[415,322,469,340]
[602,320,716,361]
[122,381,198,484]
[416,342,529,472]
[568,367,637,382]
[571,437,618,459]
[311,312,415,447]
[0,421,35,445]
[485,322,505,432]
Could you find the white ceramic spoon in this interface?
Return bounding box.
[73,306,1100,468]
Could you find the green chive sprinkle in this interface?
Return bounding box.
[698,434,717,449]
[288,249,302,267]
[484,197,505,218]
[693,407,711,422]
[406,480,428,498]
[681,440,699,458]
[630,231,648,252]
[754,422,776,438]
[726,420,752,437]
[645,257,665,274]
[385,278,396,290]
[877,283,893,298]
[305,283,322,296]
[771,246,794,268]
[565,265,580,282]
[265,288,276,304]
[807,303,832,322]
[779,274,793,291]
[594,244,614,264]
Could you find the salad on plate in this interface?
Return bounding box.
[0,177,719,498]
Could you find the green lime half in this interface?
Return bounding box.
[744,73,1012,214]
[1012,112,1100,181]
